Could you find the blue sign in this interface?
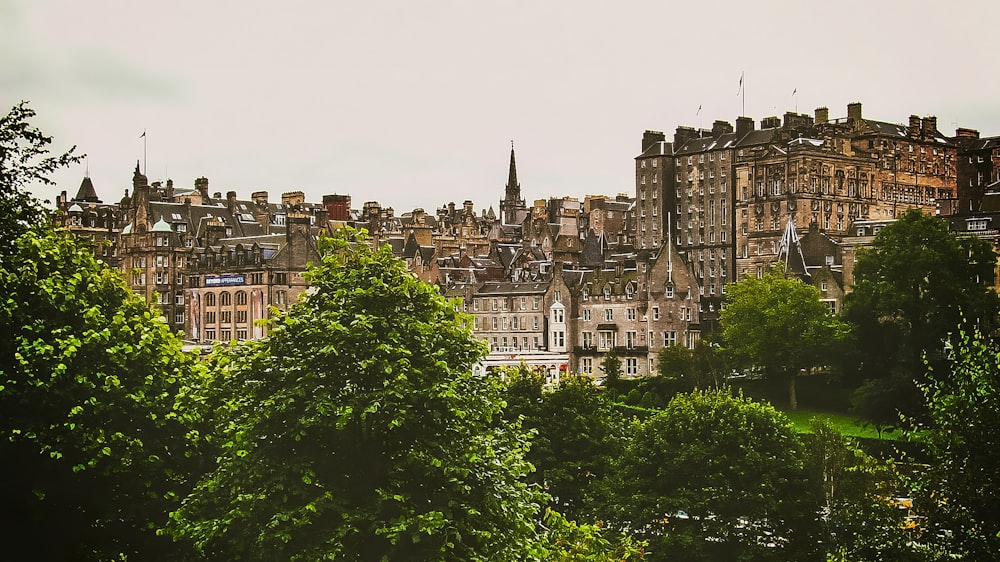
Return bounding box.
[205,275,246,287]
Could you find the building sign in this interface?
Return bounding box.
[205,274,246,287]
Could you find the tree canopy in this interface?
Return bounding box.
[598,389,815,561]
[721,267,851,409]
[168,232,547,561]
[845,209,1000,380]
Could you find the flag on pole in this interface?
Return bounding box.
[737,72,743,96]
[697,104,702,115]
[140,130,146,139]
[792,88,797,96]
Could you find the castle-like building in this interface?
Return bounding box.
[55,100,1000,380]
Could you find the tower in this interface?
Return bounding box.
[500,143,526,225]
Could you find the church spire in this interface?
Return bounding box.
[501,141,525,225]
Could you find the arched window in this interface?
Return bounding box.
[220,292,232,306]
[235,291,247,306]
[205,292,216,307]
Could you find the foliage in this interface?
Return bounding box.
[598,389,817,561]
[168,231,548,561]
[531,508,646,561]
[0,102,82,256]
[844,209,1000,417]
[0,228,205,560]
[600,348,622,393]
[657,340,727,392]
[505,374,626,521]
[803,419,920,561]
[721,267,852,410]
[910,327,1000,559]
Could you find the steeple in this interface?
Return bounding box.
[501,141,526,225]
[506,141,519,201]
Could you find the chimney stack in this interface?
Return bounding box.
[642,130,666,152]
[814,107,829,125]
[736,116,755,138]
[847,102,863,122]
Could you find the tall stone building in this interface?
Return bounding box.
[639,102,957,330]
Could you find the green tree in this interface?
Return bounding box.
[721,267,851,410]
[844,209,999,420]
[505,374,626,521]
[169,231,546,561]
[0,106,198,560]
[0,102,81,254]
[0,228,206,560]
[657,341,727,392]
[911,327,1000,559]
[600,389,816,561]
[601,349,622,393]
[804,419,919,561]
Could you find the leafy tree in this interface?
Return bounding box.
[844,209,1000,419]
[910,327,1000,559]
[601,349,622,393]
[0,102,82,256]
[169,231,547,561]
[803,419,919,561]
[0,106,198,560]
[600,389,816,561]
[0,228,206,560]
[657,341,727,392]
[505,374,626,521]
[721,267,851,410]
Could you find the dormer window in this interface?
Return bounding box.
[968,219,988,231]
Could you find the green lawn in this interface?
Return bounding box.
[781,408,901,441]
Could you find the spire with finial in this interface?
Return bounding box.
[501,141,525,224]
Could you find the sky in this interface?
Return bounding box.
[5,0,1000,214]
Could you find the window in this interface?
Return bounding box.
[204,329,216,341]
[665,286,674,298]
[220,292,232,306]
[581,331,593,349]
[581,357,593,374]
[492,317,498,330]
[625,331,637,349]
[625,358,638,376]
[663,331,676,347]
[552,331,565,347]
[652,306,659,320]
[583,309,591,321]
[175,292,184,305]
[473,299,479,311]
[275,290,287,305]
[533,316,539,330]
[237,329,248,341]
[492,299,498,311]
[174,311,184,324]
[236,291,247,305]
[512,316,519,330]
[220,311,232,324]
[552,308,564,323]
[221,329,232,341]
[520,297,526,310]
[204,311,216,324]
[236,310,247,323]
[205,292,216,307]
[598,331,615,350]
[604,309,613,322]
[533,297,540,310]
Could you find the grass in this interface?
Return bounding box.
[781,408,901,441]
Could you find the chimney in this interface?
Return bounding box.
[165,179,174,200]
[814,107,829,125]
[642,130,666,152]
[847,102,862,122]
[908,115,921,137]
[955,127,980,139]
[252,191,269,206]
[761,116,781,129]
[711,120,733,138]
[195,177,210,203]
[673,126,698,147]
[783,112,812,129]
[281,191,305,207]
[921,116,937,137]
[736,116,755,138]
[227,191,237,213]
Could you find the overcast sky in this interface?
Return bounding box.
[6,0,1000,214]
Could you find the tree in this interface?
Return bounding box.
[657,340,727,392]
[0,102,82,256]
[803,419,919,561]
[600,389,816,561]
[844,209,1000,419]
[0,228,206,560]
[721,267,851,410]
[601,349,622,393]
[168,231,547,561]
[504,374,626,521]
[911,328,1000,559]
[0,106,198,560]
